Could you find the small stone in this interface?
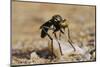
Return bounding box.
[31,52,39,59]
[48,39,90,61]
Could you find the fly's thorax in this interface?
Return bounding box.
[52,15,63,22]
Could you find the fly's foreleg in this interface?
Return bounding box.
[67,26,76,51]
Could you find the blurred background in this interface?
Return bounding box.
[12,1,96,65]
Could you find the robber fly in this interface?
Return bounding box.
[40,15,75,59]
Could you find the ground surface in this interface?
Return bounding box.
[11,1,96,65]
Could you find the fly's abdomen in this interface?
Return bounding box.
[41,27,48,38]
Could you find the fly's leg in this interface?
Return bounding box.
[67,26,76,51]
[53,32,63,55]
[42,28,54,61]
[67,26,73,43]
[68,40,76,51]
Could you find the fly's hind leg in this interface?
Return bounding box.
[42,28,54,61]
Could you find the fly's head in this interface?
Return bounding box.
[60,19,68,28]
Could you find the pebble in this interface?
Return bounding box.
[48,39,91,61]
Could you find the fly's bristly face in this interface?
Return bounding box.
[60,19,68,28]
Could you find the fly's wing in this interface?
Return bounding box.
[40,20,52,38]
